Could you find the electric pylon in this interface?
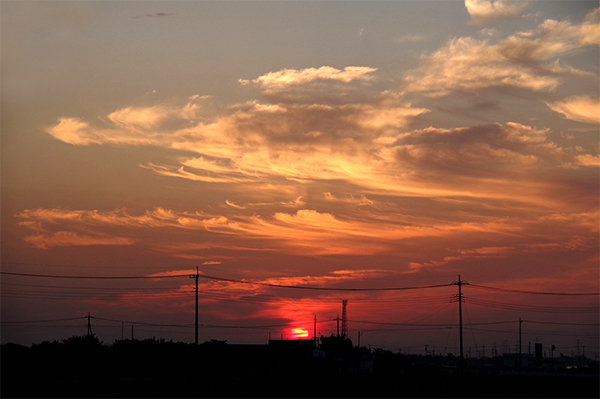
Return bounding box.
[341,299,348,338]
[86,312,93,336]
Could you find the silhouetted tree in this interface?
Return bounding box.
[62,334,103,348]
[320,334,353,360]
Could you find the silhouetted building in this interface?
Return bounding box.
[501,353,533,368]
[535,343,543,367]
[268,339,325,358]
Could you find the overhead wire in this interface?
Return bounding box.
[4,271,598,295]
[198,274,454,291]
[3,270,598,349]
[466,297,598,313]
[468,283,599,296]
[0,271,190,279]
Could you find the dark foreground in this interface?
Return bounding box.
[2,337,598,398]
[4,372,599,398]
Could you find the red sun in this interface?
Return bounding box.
[290,328,309,339]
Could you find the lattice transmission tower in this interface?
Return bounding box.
[341,299,348,338]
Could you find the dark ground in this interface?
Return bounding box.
[5,373,599,398]
[2,337,598,398]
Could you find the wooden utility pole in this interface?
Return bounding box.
[519,317,523,368]
[313,315,317,348]
[452,275,468,365]
[190,267,200,345]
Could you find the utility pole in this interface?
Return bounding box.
[314,315,317,348]
[86,312,93,336]
[519,317,522,369]
[357,331,361,348]
[190,267,200,345]
[131,324,134,340]
[451,275,468,365]
[334,315,340,338]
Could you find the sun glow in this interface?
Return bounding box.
[290,328,309,339]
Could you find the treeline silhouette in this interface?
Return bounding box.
[2,334,599,398]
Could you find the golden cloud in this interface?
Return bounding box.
[546,95,600,124]
[405,8,599,97]
[23,231,133,249]
[465,0,529,27]
[239,66,377,88]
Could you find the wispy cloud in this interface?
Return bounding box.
[15,204,528,256]
[132,12,173,19]
[23,231,133,249]
[395,34,427,44]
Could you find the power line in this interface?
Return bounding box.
[0,271,190,279]
[469,283,600,296]
[1,271,454,291]
[346,319,515,327]
[1,261,151,270]
[467,297,598,313]
[0,316,85,324]
[523,320,599,326]
[93,316,194,328]
[1,282,183,291]
[4,270,598,295]
[465,326,600,338]
[199,274,453,291]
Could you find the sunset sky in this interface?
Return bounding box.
[2,1,599,355]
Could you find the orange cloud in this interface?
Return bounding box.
[146,270,198,279]
[546,95,600,124]
[405,8,599,97]
[107,106,174,129]
[23,231,133,249]
[239,66,377,88]
[575,154,600,167]
[19,202,596,257]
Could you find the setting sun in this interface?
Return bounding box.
[290,328,309,339]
